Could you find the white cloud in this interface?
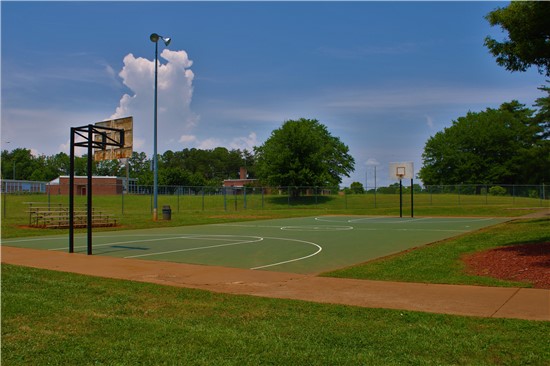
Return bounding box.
[179,135,198,144]
[110,49,198,155]
[1,108,107,156]
[229,132,258,151]
[197,138,222,150]
[176,132,258,152]
[425,115,434,128]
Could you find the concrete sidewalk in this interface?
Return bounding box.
[2,246,548,321]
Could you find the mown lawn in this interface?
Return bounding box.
[2,264,549,365]
[1,192,540,239]
[3,194,548,364]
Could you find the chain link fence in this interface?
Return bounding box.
[2,180,548,220]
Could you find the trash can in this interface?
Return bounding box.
[162,205,172,220]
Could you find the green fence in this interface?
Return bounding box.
[2,183,548,218]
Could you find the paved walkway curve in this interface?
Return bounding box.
[2,245,549,321]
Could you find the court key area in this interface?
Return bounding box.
[2,216,509,274]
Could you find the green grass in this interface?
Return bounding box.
[2,264,549,365]
[323,217,550,287]
[2,195,549,363]
[1,192,543,239]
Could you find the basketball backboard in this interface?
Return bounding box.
[389,162,414,180]
[93,117,133,161]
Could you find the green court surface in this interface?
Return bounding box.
[2,216,509,274]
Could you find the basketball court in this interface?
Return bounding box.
[2,216,509,274]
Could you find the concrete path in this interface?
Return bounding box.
[2,246,548,321]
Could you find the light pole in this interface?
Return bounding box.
[150,33,171,221]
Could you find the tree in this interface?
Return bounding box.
[484,1,550,77]
[419,101,549,185]
[254,118,355,190]
[534,84,550,139]
[349,182,365,194]
[95,160,123,176]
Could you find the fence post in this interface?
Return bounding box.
[224,187,227,211]
[345,190,348,209]
[288,187,290,206]
[410,178,414,218]
[2,189,6,218]
[315,186,318,206]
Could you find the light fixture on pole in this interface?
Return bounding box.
[150,33,171,221]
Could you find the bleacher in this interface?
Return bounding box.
[25,202,117,229]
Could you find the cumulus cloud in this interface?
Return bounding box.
[197,138,222,150]
[179,135,198,144]
[110,49,198,155]
[176,132,258,152]
[229,132,258,151]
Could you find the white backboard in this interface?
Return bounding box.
[389,162,414,180]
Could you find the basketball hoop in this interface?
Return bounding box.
[389,162,414,181]
[389,162,415,219]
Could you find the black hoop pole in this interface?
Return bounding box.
[87,125,93,255]
[68,123,125,255]
[399,179,403,218]
[411,178,414,218]
[69,128,75,253]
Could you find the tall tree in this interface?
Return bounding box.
[484,1,550,77]
[254,118,355,188]
[534,84,550,139]
[419,101,549,185]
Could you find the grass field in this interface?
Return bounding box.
[2,193,549,364]
[1,192,545,239]
[2,264,550,365]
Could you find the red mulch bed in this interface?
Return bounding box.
[463,242,550,289]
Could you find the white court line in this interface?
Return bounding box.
[117,234,324,271]
[2,233,197,245]
[124,236,264,259]
[49,234,247,251]
[316,216,500,224]
[280,225,353,231]
[250,237,322,270]
[353,228,469,233]
[212,224,285,229]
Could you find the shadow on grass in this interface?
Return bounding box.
[267,195,336,206]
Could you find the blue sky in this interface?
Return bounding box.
[1,1,546,188]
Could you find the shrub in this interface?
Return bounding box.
[489,186,507,196]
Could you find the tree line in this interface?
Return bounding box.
[419,1,550,186]
[0,147,254,187]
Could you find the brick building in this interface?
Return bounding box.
[223,167,258,188]
[46,176,124,196]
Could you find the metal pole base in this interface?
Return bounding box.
[153,208,158,221]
